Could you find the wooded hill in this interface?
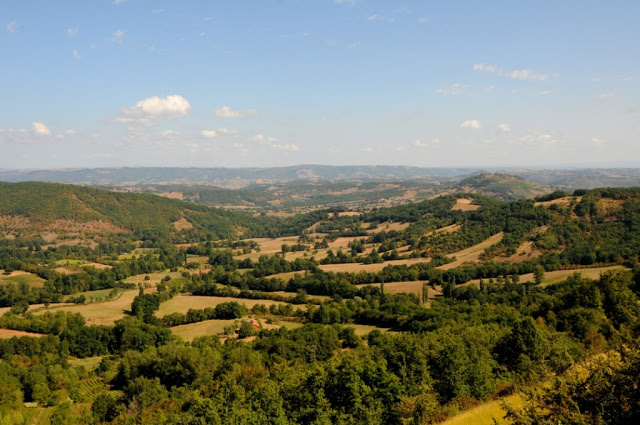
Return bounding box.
[0,182,286,241]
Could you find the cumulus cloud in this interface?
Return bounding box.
[597,92,615,100]
[537,90,552,96]
[498,123,511,132]
[114,0,128,4]
[249,134,299,152]
[215,106,259,119]
[460,120,481,129]
[249,134,278,144]
[32,122,52,136]
[334,0,357,5]
[591,137,605,146]
[111,29,125,44]
[436,83,469,95]
[65,129,77,135]
[66,27,78,37]
[517,133,559,146]
[115,95,191,125]
[201,128,237,138]
[474,63,549,81]
[413,140,427,148]
[418,17,429,24]
[72,49,81,59]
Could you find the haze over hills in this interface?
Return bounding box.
[2,166,640,191]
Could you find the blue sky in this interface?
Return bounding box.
[1,0,639,169]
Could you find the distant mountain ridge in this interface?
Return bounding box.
[0,166,478,188]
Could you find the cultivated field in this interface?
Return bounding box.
[157,294,298,316]
[0,328,45,338]
[0,270,46,287]
[171,318,304,341]
[451,198,480,211]
[32,290,139,325]
[318,257,431,274]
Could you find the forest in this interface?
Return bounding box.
[0,183,639,424]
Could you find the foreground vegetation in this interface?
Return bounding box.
[1,184,640,424]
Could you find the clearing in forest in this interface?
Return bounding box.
[440,393,523,425]
[438,232,504,270]
[451,198,480,211]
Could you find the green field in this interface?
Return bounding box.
[0,272,46,287]
[171,318,304,341]
[34,290,138,325]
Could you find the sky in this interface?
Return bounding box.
[1,0,639,169]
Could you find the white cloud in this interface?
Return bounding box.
[215,106,259,118]
[485,85,497,93]
[508,69,549,81]
[367,15,395,23]
[436,83,469,96]
[597,92,615,100]
[6,21,17,34]
[111,29,125,44]
[334,0,357,5]
[460,120,481,129]
[162,130,178,137]
[621,76,638,81]
[474,63,550,81]
[591,77,601,83]
[249,134,278,144]
[115,95,191,125]
[72,49,81,59]
[32,122,52,136]
[413,140,427,148]
[537,90,552,96]
[498,123,511,132]
[272,143,299,152]
[418,17,429,24]
[518,133,559,146]
[201,130,218,138]
[248,134,299,151]
[203,128,237,138]
[114,0,128,4]
[65,129,77,135]
[66,27,78,37]
[591,137,605,146]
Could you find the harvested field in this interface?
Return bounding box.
[157,295,296,316]
[0,271,46,287]
[124,271,182,285]
[344,324,392,336]
[494,241,542,263]
[438,233,504,270]
[367,222,411,234]
[318,257,431,274]
[0,328,45,338]
[451,198,480,211]
[535,196,581,207]
[356,281,425,297]
[328,236,367,249]
[522,265,628,286]
[441,393,523,425]
[33,290,139,325]
[171,318,304,342]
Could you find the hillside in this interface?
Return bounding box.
[455,173,553,201]
[0,182,284,242]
